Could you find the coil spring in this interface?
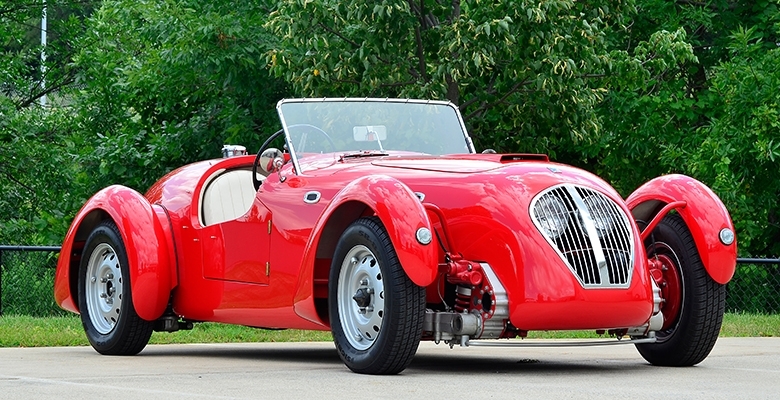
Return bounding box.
[454,285,472,313]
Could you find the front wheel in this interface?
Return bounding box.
[329,217,425,374]
[78,220,153,355]
[636,214,726,366]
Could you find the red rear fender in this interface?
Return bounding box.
[54,185,176,320]
[626,175,736,284]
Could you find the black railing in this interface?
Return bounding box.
[1,246,779,316]
[729,257,780,314]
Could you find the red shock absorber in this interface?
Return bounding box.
[454,285,472,313]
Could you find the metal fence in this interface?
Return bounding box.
[1,245,779,316]
[0,246,64,316]
[727,258,780,314]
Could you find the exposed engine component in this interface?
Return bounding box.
[423,310,481,346]
[425,262,509,346]
[627,277,665,336]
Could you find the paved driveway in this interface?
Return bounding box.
[1,338,777,399]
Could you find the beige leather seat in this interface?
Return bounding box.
[201,169,257,226]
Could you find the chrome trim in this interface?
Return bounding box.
[467,337,657,347]
[530,184,635,288]
[303,191,321,204]
[416,227,432,245]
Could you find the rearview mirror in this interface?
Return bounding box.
[353,125,387,142]
[259,148,284,175]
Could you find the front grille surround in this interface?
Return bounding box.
[530,184,635,288]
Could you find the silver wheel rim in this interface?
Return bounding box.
[338,245,385,351]
[85,243,124,335]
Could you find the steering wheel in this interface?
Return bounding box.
[287,123,336,153]
[252,128,285,191]
[252,124,336,191]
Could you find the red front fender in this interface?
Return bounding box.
[626,174,736,284]
[293,175,437,324]
[54,185,175,320]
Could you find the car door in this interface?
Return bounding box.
[200,203,272,284]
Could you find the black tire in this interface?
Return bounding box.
[78,220,153,355]
[636,214,726,366]
[328,217,425,374]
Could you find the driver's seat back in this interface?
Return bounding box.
[201,169,257,226]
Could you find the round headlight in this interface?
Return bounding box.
[580,195,616,238]
[719,228,735,245]
[536,196,569,239]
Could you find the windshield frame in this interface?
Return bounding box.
[276,98,476,175]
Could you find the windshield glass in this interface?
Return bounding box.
[277,99,474,159]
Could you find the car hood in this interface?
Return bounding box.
[371,158,501,173]
[369,153,550,174]
[325,153,619,199]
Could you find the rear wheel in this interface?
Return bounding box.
[78,221,153,355]
[636,214,726,366]
[329,217,425,374]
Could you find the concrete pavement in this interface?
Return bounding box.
[1,338,778,399]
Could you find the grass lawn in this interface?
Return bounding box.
[0,313,777,347]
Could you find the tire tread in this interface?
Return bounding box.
[636,214,725,366]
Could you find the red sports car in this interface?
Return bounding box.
[55,98,737,374]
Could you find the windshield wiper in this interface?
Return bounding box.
[339,150,389,160]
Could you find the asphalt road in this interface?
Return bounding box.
[1,338,777,399]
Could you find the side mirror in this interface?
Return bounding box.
[259,148,284,174]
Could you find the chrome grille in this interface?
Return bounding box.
[530,185,634,288]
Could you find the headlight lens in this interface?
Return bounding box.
[535,196,569,239]
[580,195,615,238]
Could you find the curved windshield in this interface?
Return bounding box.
[277,99,474,159]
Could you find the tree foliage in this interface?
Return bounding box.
[0,0,778,258]
[269,0,644,157]
[1,0,93,243]
[684,26,780,255]
[71,0,285,191]
[595,0,780,256]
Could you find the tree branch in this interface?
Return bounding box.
[2,170,36,195]
[674,0,721,11]
[16,70,76,109]
[317,22,361,49]
[380,80,416,88]
[463,79,532,121]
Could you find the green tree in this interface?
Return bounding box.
[70,0,286,192]
[595,0,780,256]
[268,0,655,158]
[1,1,94,244]
[684,27,780,256]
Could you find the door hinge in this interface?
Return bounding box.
[268,220,272,235]
[266,261,270,276]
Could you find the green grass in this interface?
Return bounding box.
[719,312,780,337]
[0,315,331,347]
[0,313,777,348]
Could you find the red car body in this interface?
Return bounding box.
[55,98,737,374]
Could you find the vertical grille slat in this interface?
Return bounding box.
[599,197,623,283]
[531,185,635,288]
